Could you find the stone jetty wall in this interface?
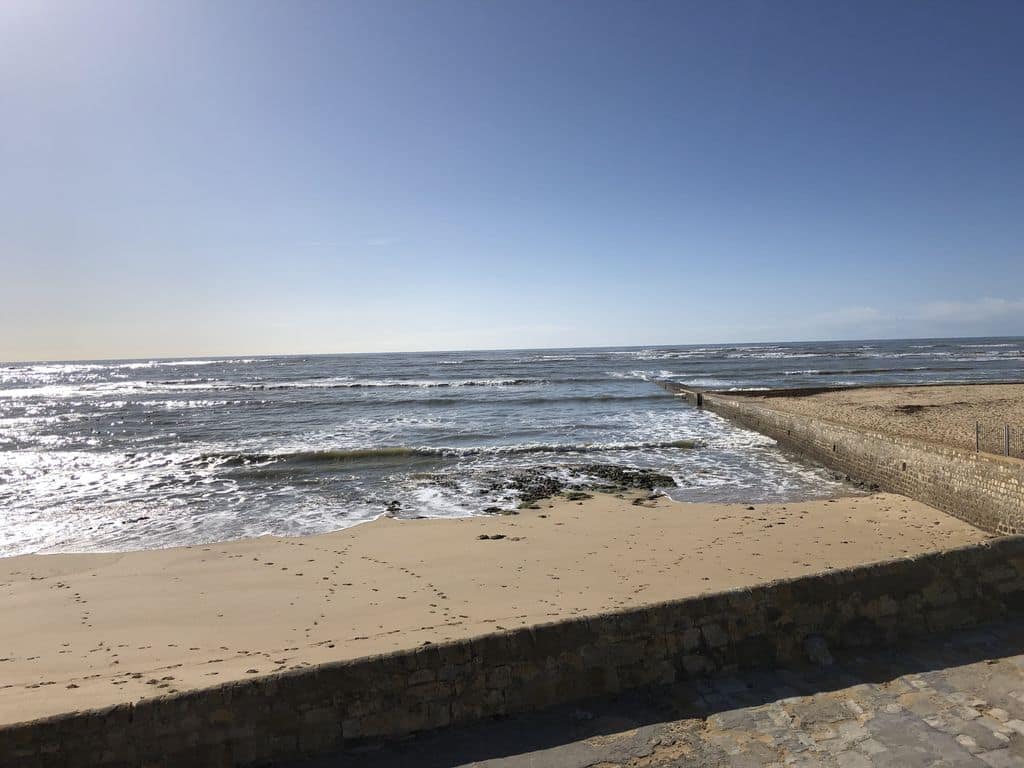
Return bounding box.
[6,537,1024,767]
[664,384,1024,536]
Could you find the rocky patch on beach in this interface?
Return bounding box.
[505,464,675,505]
[575,464,676,491]
[461,464,678,512]
[402,464,677,517]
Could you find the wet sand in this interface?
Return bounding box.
[0,491,988,726]
[745,383,1024,452]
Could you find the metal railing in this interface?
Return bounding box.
[975,422,1024,458]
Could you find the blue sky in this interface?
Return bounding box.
[2,0,1023,361]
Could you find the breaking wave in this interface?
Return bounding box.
[201,439,702,466]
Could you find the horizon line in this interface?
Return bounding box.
[3,332,1023,367]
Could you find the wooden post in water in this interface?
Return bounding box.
[976,421,980,452]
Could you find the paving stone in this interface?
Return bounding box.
[708,709,757,730]
[836,752,872,768]
[979,749,1024,767]
[979,716,1013,734]
[959,720,1017,751]
[858,738,888,755]
[726,741,779,767]
[782,758,821,768]
[788,697,851,726]
[837,719,869,743]
[960,734,984,753]
[810,737,844,753]
[764,703,793,728]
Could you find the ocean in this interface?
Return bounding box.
[2,337,1021,556]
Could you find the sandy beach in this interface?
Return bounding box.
[744,383,1024,452]
[0,490,988,726]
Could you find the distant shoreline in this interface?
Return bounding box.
[4,334,1023,368]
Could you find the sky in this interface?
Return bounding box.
[2,0,1023,362]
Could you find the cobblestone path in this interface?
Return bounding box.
[288,620,1024,767]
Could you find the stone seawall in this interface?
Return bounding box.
[665,385,1024,536]
[5,537,1024,768]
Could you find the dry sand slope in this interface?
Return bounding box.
[747,383,1024,452]
[0,491,988,725]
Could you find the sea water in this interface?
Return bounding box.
[1,337,1020,555]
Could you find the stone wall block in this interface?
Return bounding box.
[470,632,513,667]
[700,623,729,649]
[682,653,714,676]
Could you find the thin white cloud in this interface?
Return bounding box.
[806,296,1024,339]
[918,297,1024,324]
[738,297,1024,345]
[814,305,885,327]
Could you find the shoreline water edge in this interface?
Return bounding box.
[2,337,1021,557]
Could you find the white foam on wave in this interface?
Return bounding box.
[513,354,579,363]
[262,377,540,389]
[728,351,823,360]
[674,377,734,388]
[406,485,478,519]
[0,376,551,399]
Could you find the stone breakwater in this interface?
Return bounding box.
[5,536,1024,768]
[663,384,1024,536]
